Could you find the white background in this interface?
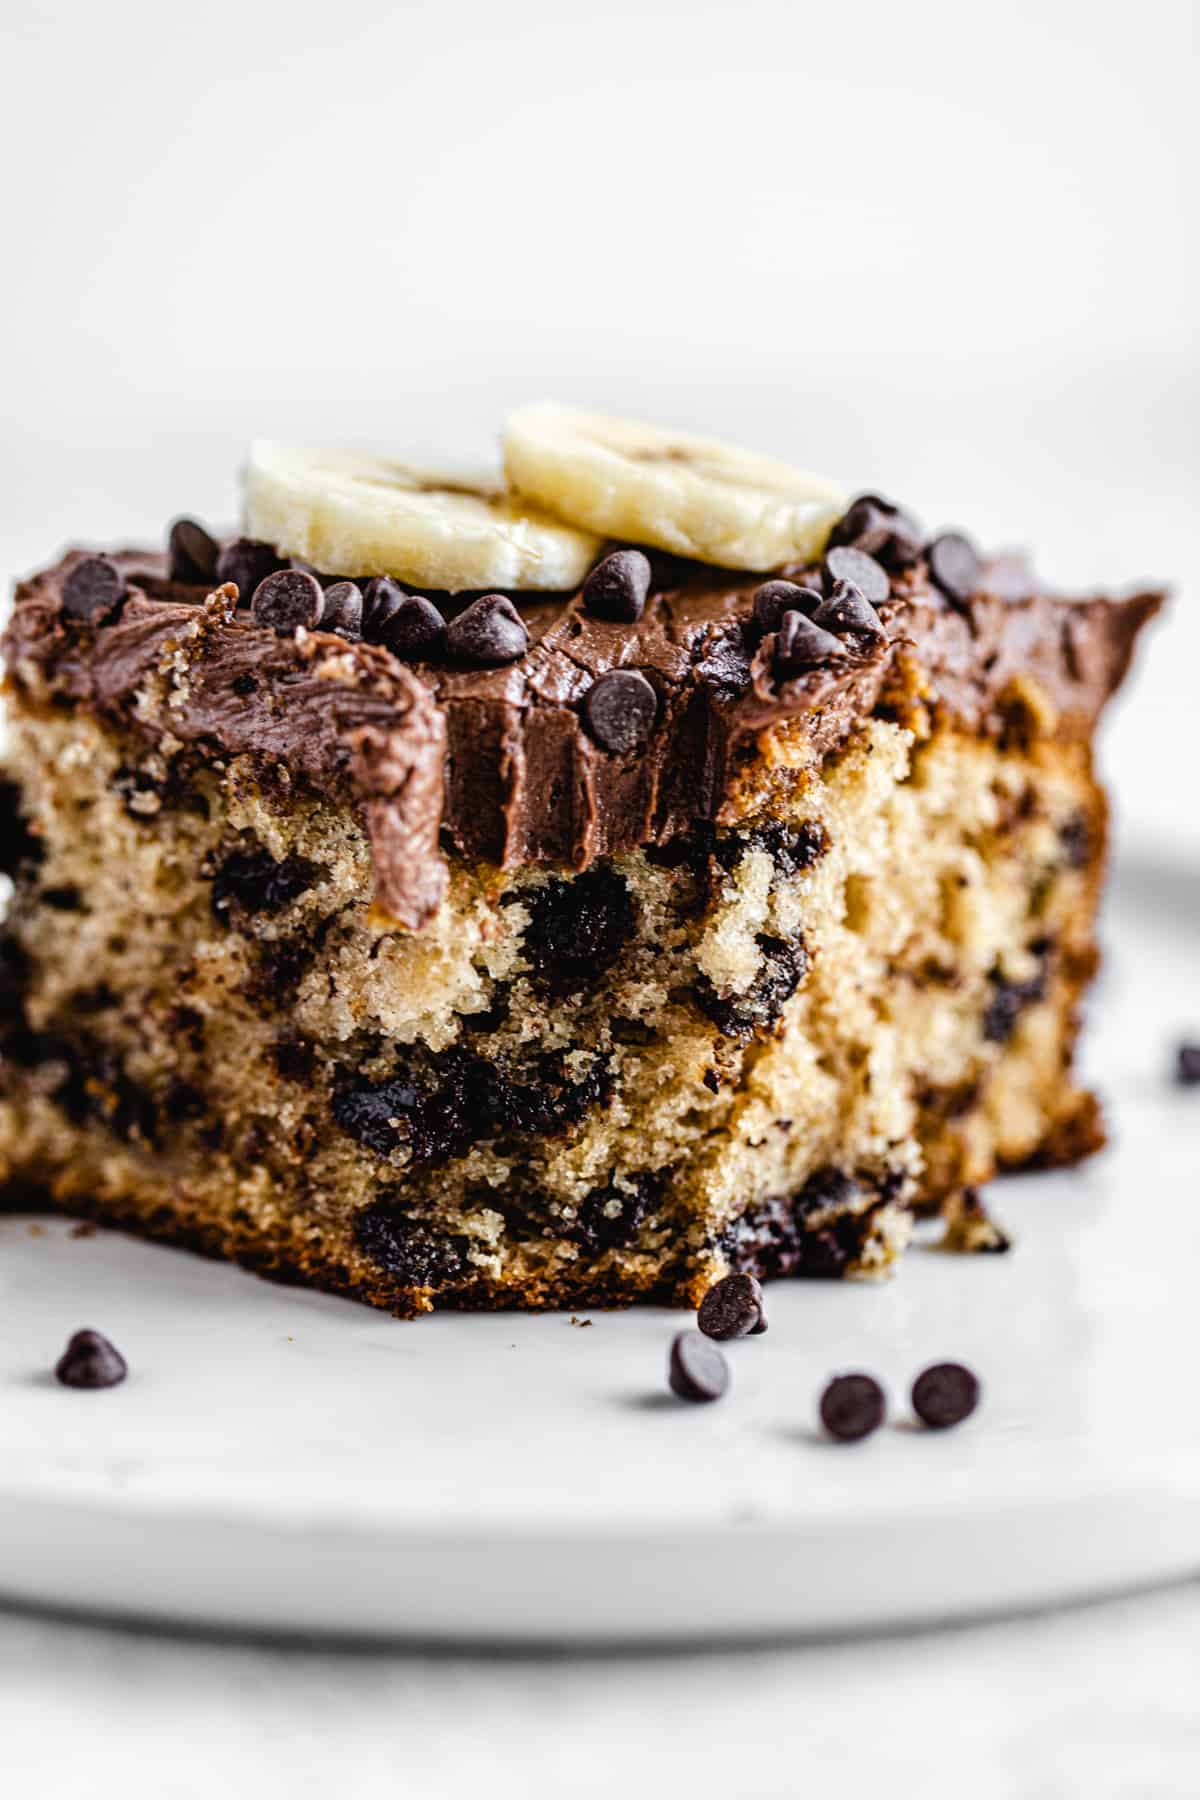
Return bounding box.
[2,3,1198,1795]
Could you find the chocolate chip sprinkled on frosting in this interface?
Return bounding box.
[829,494,922,571]
[813,579,886,648]
[583,669,659,754]
[377,593,447,661]
[823,545,889,607]
[446,593,528,665]
[668,1329,730,1402]
[774,609,847,676]
[927,533,982,608]
[361,576,407,636]
[582,549,652,623]
[167,518,220,585]
[54,1327,128,1390]
[251,568,324,634]
[320,580,364,640]
[61,557,126,624]
[753,579,822,635]
[216,537,283,604]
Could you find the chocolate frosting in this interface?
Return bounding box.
[4,545,1163,928]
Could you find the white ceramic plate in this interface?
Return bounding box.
[1,860,1197,1643]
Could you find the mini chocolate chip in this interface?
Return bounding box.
[668,1330,730,1402]
[446,593,528,665]
[167,517,221,584]
[812,579,886,646]
[251,568,324,634]
[774,609,846,677]
[1175,1042,1200,1086]
[911,1361,980,1429]
[216,538,283,603]
[582,669,659,754]
[61,557,125,624]
[54,1328,128,1390]
[582,549,652,623]
[361,575,408,636]
[819,1372,885,1441]
[927,533,981,607]
[377,594,447,661]
[823,545,889,607]
[697,1272,765,1341]
[829,494,923,569]
[752,580,822,634]
[319,580,364,639]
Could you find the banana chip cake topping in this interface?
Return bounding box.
[0,408,1164,1318]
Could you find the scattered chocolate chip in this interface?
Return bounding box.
[54,1328,127,1390]
[927,532,981,608]
[319,580,363,639]
[215,537,283,603]
[819,1372,885,1441]
[911,1360,979,1429]
[668,1330,730,1402]
[823,545,890,607]
[812,579,886,647]
[61,557,125,624]
[828,494,922,570]
[697,1272,765,1341]
[582,549,652,623]
[446,593,528,665]
[752,580,822,634]
[1176,1042,1200,1086]
[167,517,220,584]
[582,669,659,754]
[377,594,447,661]
[251,568,324,633]
[773,610,846,677]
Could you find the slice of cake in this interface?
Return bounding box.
[0,408,1162,1315]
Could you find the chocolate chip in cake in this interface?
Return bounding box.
[1176,1042,1200,1086]
[571,1171,663,1251]
[319,580,364,640]
[216,537,283,604]
[773,610,847,677]
[823,545,890,607]
[251,568,324,634]
[0,779,42,878]
[927,532,982,608]
[812,579,886,648]
[521,867,636,995]
[982,957,1048,1043]
[210,847,319,920]
[911,1360,980,1429]
[668,1330,730,1403]
[353,1203,467,1286]
[61,557,126,624]
[377,594,448,661]
[697,1272,765,1341]
[582,548,652,623]
[167,517,220,585]
[583,669,659,754]
[54,1328,128,1390]
[446,593,529,665]
[694,933,807,1039]
[828,494,922,570]
[1059,811,1092,870]
[752,580,822,635]
[819,1372,885,1441]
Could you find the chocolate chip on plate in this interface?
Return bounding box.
[774,609,846,677]
[823,545,890,608]
[668,1329,730,1402]
[446,593,529,665]
[813,578,886,646]
[910,1360,980,1429]
[582,549,652,623]
[61,557,126,624]
[216,537,283,604]
[829,494,922,569]
[819,1372,886,1441]
[319,580,364,640]
[1174,1043,1200,1086]
[167,517,220,585]
[54,1328,128,1390]
[251,568,324,633]
[926,533,982,608]
[697,1271,765,1341]
[377,594,447,661]
[752,580,822,635]
[583,669,659,754]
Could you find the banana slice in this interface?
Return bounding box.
[242,441,603,592]
[503,404,846,571]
